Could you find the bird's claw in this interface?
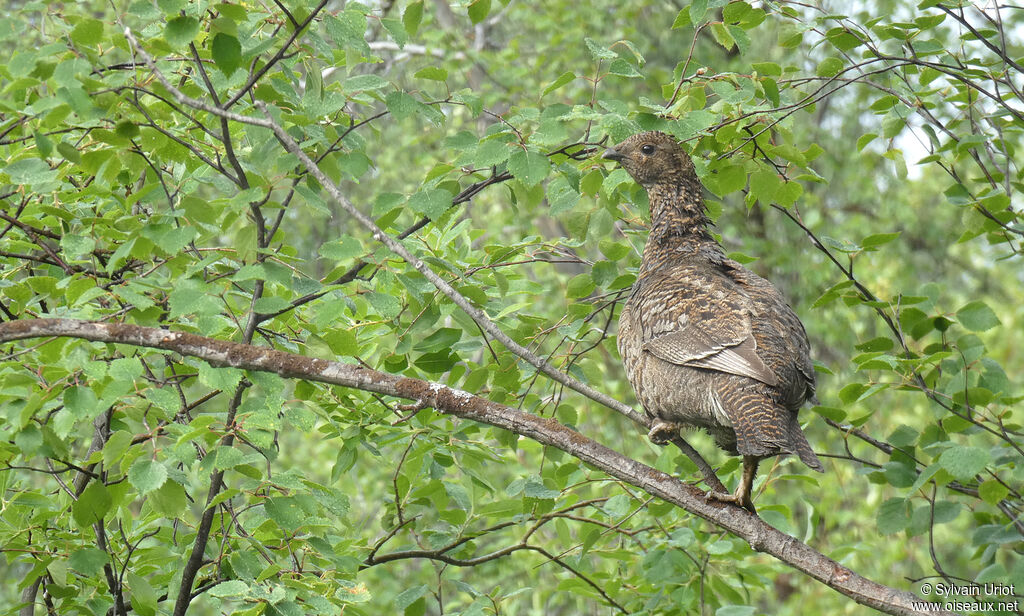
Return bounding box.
[704,489,757,514]
[647,420,683,445]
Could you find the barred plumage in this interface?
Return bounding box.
[603,131,822,512]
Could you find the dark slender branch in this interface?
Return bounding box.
[222,0,331,109]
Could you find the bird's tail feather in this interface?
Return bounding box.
[718,383,823,472]
[786,415,823,472]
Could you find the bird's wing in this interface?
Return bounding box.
[642,316,779,386]
[631,265,780,386]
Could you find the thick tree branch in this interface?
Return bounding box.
[0,318,947,616]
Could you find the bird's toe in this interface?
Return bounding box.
[647,420,683,445]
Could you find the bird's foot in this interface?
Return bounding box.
[647,420,684,445]
[705,488,757,514]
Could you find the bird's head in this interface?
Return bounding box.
[601,131,695,189]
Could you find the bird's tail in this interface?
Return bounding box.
[786,415,823,472]
[718,383,824,472]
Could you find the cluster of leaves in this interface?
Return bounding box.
[0,0,1021,615]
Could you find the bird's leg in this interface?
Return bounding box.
[647,420,685,444]
[705,455,760,514]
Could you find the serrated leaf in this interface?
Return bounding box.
[473,140,511,166]
[150,481,186,517]
[979,480,1009,505]
[672,8,692,29]
[939,446,989,480]
[507,149,550,186]
[584,37,616,60]
[876,497,910,534]
[210,580,250,598]
[403,1,423,36]
[861,232,900,248]
[566,273,595,298]
[816,57,843,77]
[381,18,407,49]
[366,292,402,319]
[319,236,363,261]
[344,74,389,92]
[73,482,112,526]
[165,16,199,48]
[128,459,168,494]
[409,188,453,221]
[690,0,708,23]
[468,0,490,24]
[211,33,241,75]
[543,71,575,96]
[395,585,429,610]
[71,18,104,47]
[414,66,447,81]
[956,301,1000,332]
[326,10,368,51]
[68,547,109,576]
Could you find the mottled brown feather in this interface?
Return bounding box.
[605,131,823,478]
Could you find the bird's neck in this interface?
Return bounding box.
[639,180,723,275]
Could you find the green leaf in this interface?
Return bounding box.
[468,0,490,24]
[861,232,901,249]
[690,0,708,23]
[716,607,755,616]
[149,481,186,517]
[326,10,368,51]
[547,176,580,214]
[672,9,692,29]
[523,476,560,500]
[473,140,511,166]
[409,188,454,221]
[710,164,746,195]
[939,446,989,480]
[320,236,363,261]
[68,547,109,576]
[876,497,910,534]
[566,273,595,298]
[507,149,550,186]
[210,580,250,598]
[128,459,168,494]
[415,328,462,352]
[979,480,1009,505]
[381,18,408,49]
[345,74,390,92]
[198,363,244,391]
[956,301,1000,332]
[367,292,402,319]
[543,71,575,96]
[265,497,305,532]
[165,16,199,48]
[211,33,241,75]
[583,37,616,60]
[403,1,424,36]
[5,158,56,185]
[395,585,429,610]
[70,18,104,47]
[73,482,112,527]
[414,66,448,81]
[816,57,843,77]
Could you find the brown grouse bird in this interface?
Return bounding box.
[603,131,823,512]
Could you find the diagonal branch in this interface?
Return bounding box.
[122,27,726,492]
[0,318,945,616]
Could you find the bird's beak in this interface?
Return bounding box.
[602,147,624,162]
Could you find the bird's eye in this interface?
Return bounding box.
[640,144,655,155]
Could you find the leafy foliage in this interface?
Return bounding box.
[0,1,1021,615]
